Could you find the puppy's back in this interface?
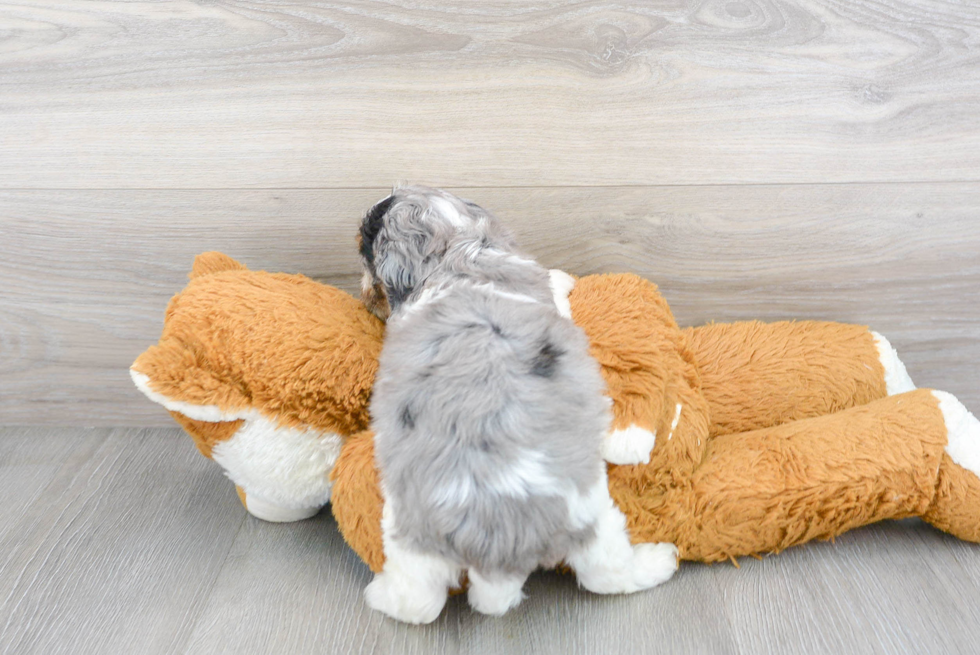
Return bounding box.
[372,283,610,574]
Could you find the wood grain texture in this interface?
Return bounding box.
[0,428,105,546]
[2,428,980,654]
[1,184,978,426]
[1,0,979,188]
[0,428,245,655]
[712,521,980,654]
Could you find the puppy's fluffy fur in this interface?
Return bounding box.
[360,187,611,596]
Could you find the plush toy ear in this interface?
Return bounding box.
[130,339,251,421]
[189,251,247,279]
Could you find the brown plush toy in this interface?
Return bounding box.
[133,253,980,616]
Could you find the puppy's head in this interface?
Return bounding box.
[357,186,511,319]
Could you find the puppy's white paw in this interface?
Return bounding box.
[467,572,525,616]
[574,540,679,595]
[601,425,656,465]
[630,542,679,591]
[364,573,448,624]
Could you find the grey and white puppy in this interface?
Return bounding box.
[358,186,678,624]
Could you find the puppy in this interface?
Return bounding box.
[358,186,678,624]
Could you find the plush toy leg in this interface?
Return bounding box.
[684,321,913,438]
[872,331,917,396]
[673,389,955,562]
[234,485,322,522]
[364,498,462,624]
[152,403,339,522]
[922,391,980,542]
[923,454,980,543]
[330,432,386,573]
[188,414,339,523]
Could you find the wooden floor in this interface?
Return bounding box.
[1,426,979,655]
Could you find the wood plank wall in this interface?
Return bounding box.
[1,1,978,426]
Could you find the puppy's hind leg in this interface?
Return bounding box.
[467,569,528,616]
[566,472,678,594]
[364,501,462,624]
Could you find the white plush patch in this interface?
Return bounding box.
[667,403,683,441]
[601,425,657,465]
[211,416,341,511]
[934,390,980,479]
[242,495,321,523]
[872,331,916,395]
[132,369,341,511]
[548,269,576,319]
[467,570,526,616]
[365,491,461,624]
[565,466,678,594]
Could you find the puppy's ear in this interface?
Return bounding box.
[372,245,418,311]
[368,203,453,312]
[359,196,395,268]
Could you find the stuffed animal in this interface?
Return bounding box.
[132,253,980,618]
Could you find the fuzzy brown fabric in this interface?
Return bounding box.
[685,321,887,438]
[168,412,243,458]
[924,453,980,543]
[620,390,949,561]
[132,252,384,439]
[568,274,711,487]
[330,431,386,572]
[133,254,976,572]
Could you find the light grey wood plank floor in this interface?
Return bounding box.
[0,428,245,655]
[2,1,979,188]
[2,427,980,655]
[2,184,979,426]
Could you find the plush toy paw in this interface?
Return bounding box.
[934,390,980,477]
[467,571,526,616]
[364,572,449,624]
[872,331,916,395]
[239,493,321,523]
[601,425,657,465]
